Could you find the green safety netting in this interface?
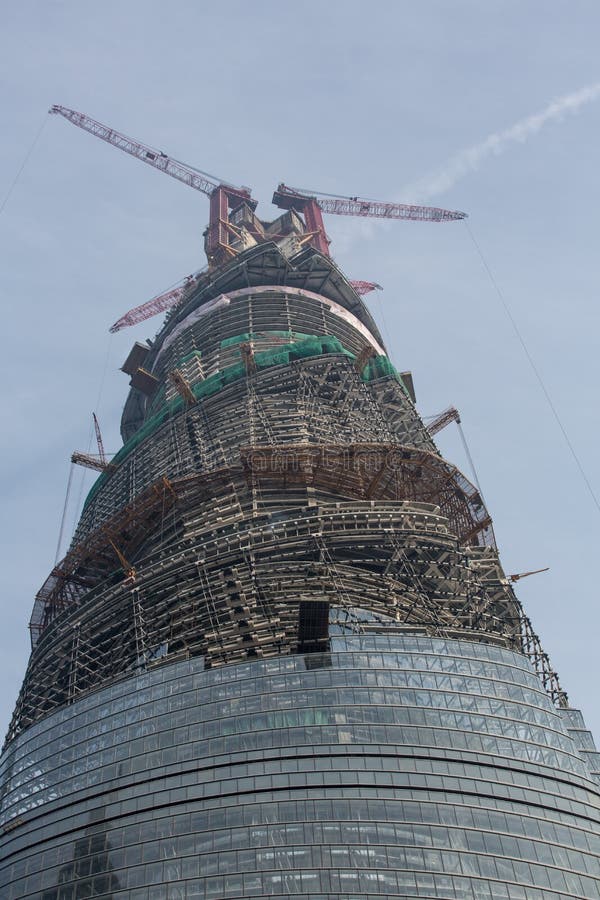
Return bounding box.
[83,337,405,510]
[220,330,314,349]
[220,333,255,348]
[361,355,397,382]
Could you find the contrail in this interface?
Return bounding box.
[403,82,600,202]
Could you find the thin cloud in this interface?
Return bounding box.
[403,82,600,201]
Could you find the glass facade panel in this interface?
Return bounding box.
[1,636,599,898]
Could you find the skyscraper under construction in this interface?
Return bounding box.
[1,108,600,899]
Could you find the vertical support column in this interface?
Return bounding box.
[206,186,230,266]
[302,199,331,256]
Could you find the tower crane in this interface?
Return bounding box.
[272,184,467,255]
[71,413,113,472]
[50,105,466,325]
[49,105,254,267]
[350,281,383,297]
[109,273,201,333]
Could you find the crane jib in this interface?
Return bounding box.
[48,104,248,200]
[49,105,467,279]
[316,197,467,222]
[50,107,467,223]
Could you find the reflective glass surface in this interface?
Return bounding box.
[1,636,599,898]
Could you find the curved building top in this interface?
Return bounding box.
[159,242,385,352]
[120,242,386,442]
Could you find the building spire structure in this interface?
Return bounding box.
[1,184,600,898]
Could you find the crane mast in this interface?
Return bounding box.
[93,413,107,467]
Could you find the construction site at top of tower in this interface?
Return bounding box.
[4,107,566,748]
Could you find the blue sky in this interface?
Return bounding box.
[2,1,600,741]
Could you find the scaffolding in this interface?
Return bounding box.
[7,244,569,746]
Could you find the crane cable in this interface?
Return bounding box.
[55,463,75,565]
[456,419,486,505]
[0,113,75,564]
[372,288,394,354]
[464,220,600,516]
[70,331,115,535]
[0,116,48,216]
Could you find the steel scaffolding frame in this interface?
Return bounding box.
[8,245,569,748]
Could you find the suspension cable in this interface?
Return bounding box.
[464,220,600,516]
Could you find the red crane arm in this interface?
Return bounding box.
[109,269,206,333]
[109,285,186,333]
[275,184,467,223]
[49,105,250,201]
[350,280,383,296]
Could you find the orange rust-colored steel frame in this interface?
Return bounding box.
[239,443,494,548]
[29,477,177,646]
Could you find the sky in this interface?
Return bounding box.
[1,1,600,743]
